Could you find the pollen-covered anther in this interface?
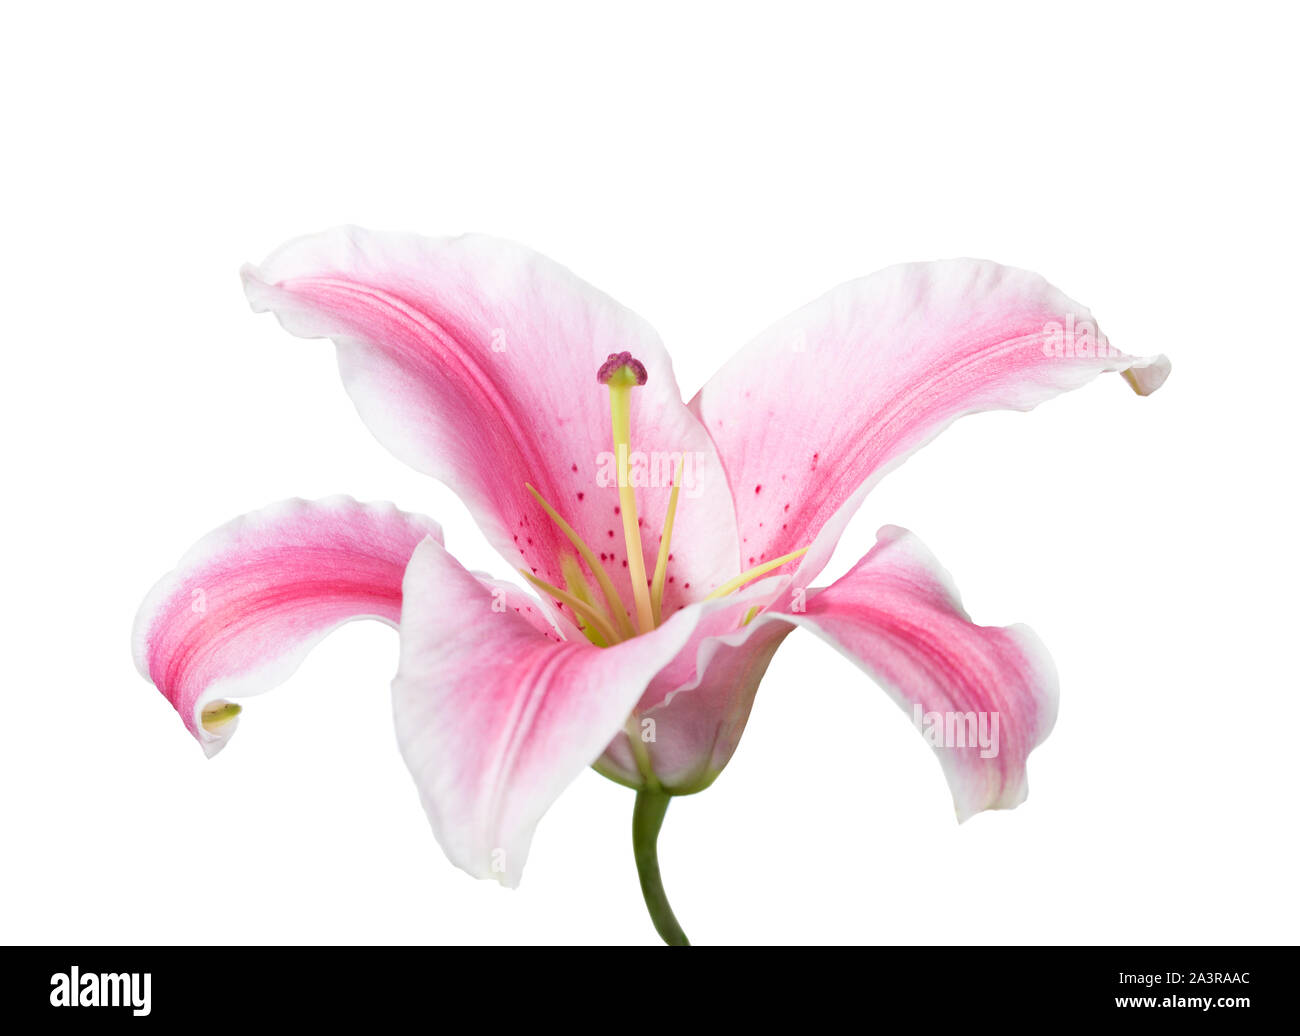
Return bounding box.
[596,351,648,386]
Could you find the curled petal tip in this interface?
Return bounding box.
[132,497,442,757]
[1122,355,1172,396]
[200,701,242,733]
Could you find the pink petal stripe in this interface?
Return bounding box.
[769,525,1058,819]
[393,537,708,886]
[691,259,1170,591]
[242,227,739,624]
[132,497,442,756]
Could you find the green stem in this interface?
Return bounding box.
[632,789,690,946]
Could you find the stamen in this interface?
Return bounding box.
[520,569,621,645]
[578,625,609,648]
[600,353,656,633]
[560,555,597,607]
[703,547,810,601]
[561,555,609,647]
[526,483,637,639]
[649,461,681,626]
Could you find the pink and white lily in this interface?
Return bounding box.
[132,227,1169,943]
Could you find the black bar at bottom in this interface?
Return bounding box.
[0,945,1286,1025]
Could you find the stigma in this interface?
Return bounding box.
[596,351,648,386]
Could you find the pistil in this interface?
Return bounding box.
[598,353,656,634]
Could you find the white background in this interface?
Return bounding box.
[3,2,1296,946]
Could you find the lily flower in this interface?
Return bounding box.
[132,227,1169,944]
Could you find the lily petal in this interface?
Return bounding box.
[614,523,1058,809]
[595,576,797,792]
[242,227,739,623]
[691,259,1170,589]
[132,497,441,756]
[769,526,1058,819]
[392,537,706,886]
